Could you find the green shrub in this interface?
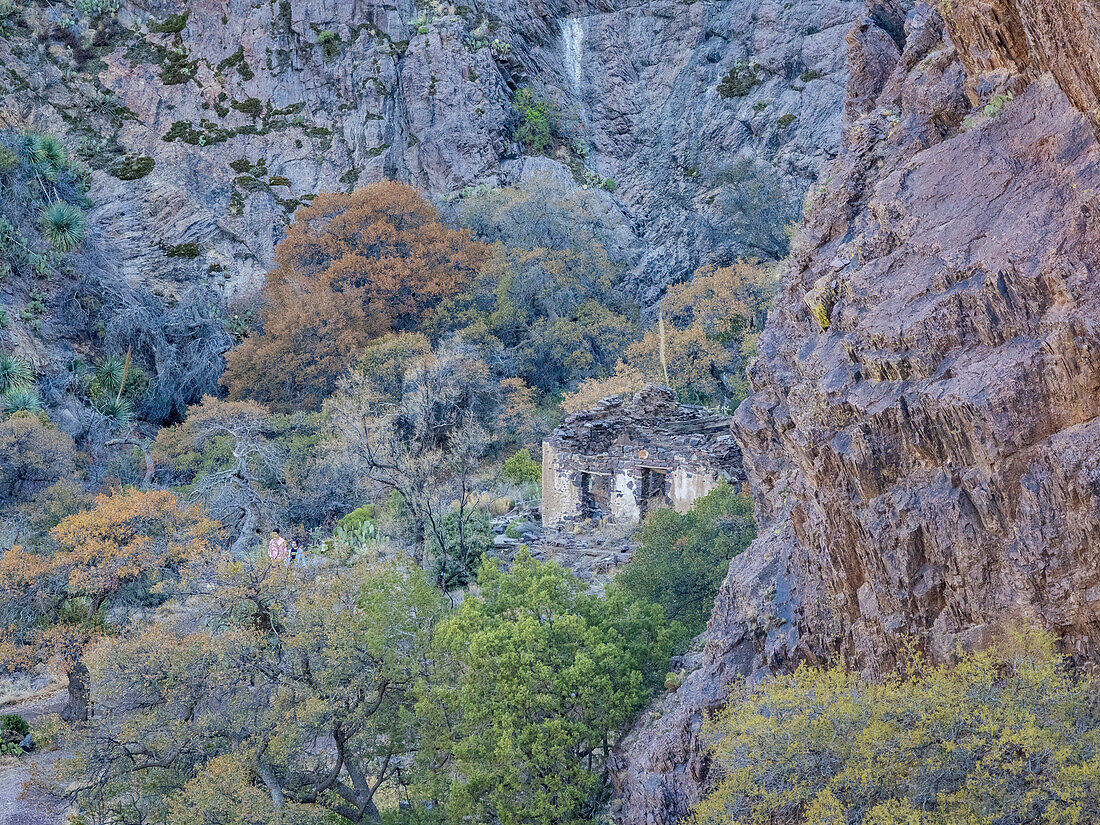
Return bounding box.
[697,631,1100,825]
[317,29,341,60]
[415,551,673,824]
[0,353,32,395]
[0,741,19,756]
[336,504,377,533]
[229,158,252,173]
[799,69,823,82]
[108,155,155,180]
[429,506,492,590]
[160,49,198,85]
[165,242,200,258]
[512,87,555,153]
[150,11,188,33]
[0,714,29,738]
[39,202,87,252]
[502,447,541,485]
[0,144,16,172]
[216,46,246,74]
[232,98,263,118]
[777,114,797,128]
[718,61,760,98]
[614,482,755,641]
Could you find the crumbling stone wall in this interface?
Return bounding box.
[542,386,743,531]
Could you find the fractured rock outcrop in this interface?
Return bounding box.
[0,0,860,301]
[615,0,1100,821]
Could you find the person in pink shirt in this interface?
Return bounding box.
[267,529,288,562]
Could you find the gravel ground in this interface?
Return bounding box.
[0,692,69,825]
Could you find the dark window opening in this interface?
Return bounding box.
[638,468,669,517]
[580,472,609,521]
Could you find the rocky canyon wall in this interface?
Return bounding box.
[615,0,1100,821]
[0,0,858,305]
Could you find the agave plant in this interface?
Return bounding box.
[39,202,86,253]
[0,353,32,395]
[4,387,42,414]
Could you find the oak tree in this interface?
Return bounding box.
[222,183,486,410]
[64,557,447,825]
[0,488,218,720]
[0,412,78,505]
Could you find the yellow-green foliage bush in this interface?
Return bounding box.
[501,447,541,485]
[696,631,1100,825]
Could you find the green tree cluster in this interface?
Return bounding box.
[501,447,541,485]
[436,179,638,393]
[512,88,556,153]
[415,551,672,824]
[614,482,755,641]
[60,552,673,825]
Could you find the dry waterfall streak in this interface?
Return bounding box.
[562,17,587,125]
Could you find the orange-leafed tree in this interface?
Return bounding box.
[222,182,487,410]
[0,488,219,721]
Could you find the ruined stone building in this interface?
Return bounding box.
[541,386,743,530]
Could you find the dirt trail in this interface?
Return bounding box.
[0,692,68,825]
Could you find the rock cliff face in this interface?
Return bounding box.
[615,0,1100,821]
[0,0,858,302]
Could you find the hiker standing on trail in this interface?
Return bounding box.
[268,529,288,563]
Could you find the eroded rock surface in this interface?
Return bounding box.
[615,1,1100,821]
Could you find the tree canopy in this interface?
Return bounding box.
[222,183,487,410]
[614,481,755,641]
[0,488,218,720]
[415,551,672,824]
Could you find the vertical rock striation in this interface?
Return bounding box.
[615,1,1100,821]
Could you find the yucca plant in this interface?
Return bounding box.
[93,395,133,427]
[24,134,68,181]
[93,353,126,397]
[0,353,32,395]
[39,202,86,253]
[4,387,42,414]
